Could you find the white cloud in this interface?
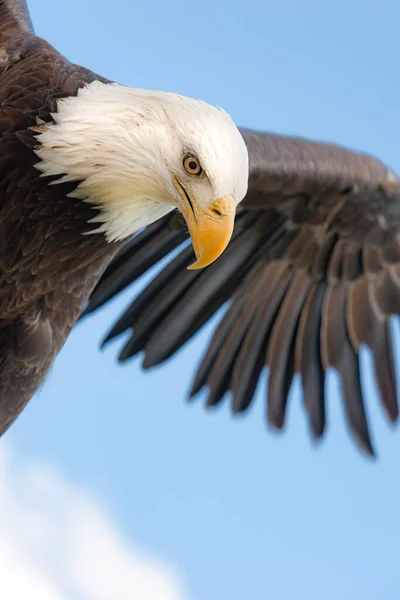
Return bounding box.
[0,445,187,600]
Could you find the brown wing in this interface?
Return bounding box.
[83,130,400,456]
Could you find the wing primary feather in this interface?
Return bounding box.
[204,292,263,408]
[326,238,346,283]
[311,233,339,280]
[202,265,278,408]
[189,292,248,399]
[341,243,363,281]
[382,234,400,264]
[321,284,374,456]
[373,265,400,317]
[347,277,398,422]
[230,263,292,413]
[295,281,327,439]
[378,321,399,421]
[266,271,312,429]
[362,246,383,275]
[189,261,266,398]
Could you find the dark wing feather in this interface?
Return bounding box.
[266,271,311,430]
[230,262,291,414]
[295,281,327,438]
[84,129,400,456]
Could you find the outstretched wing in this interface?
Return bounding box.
[82,129,400,456]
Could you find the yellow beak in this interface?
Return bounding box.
[173,176,236,270]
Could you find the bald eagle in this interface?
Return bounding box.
[1,0,399,455]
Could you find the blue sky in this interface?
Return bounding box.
[3,1,400,599]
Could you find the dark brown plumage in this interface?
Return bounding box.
[0,1,122,433]
[1,1,399,455]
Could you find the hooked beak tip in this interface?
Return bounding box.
[185,195,236,270]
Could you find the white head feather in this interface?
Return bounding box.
[34,81,249,242]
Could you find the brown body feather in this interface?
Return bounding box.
[0,3,121,433]
[1,1,400,455]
